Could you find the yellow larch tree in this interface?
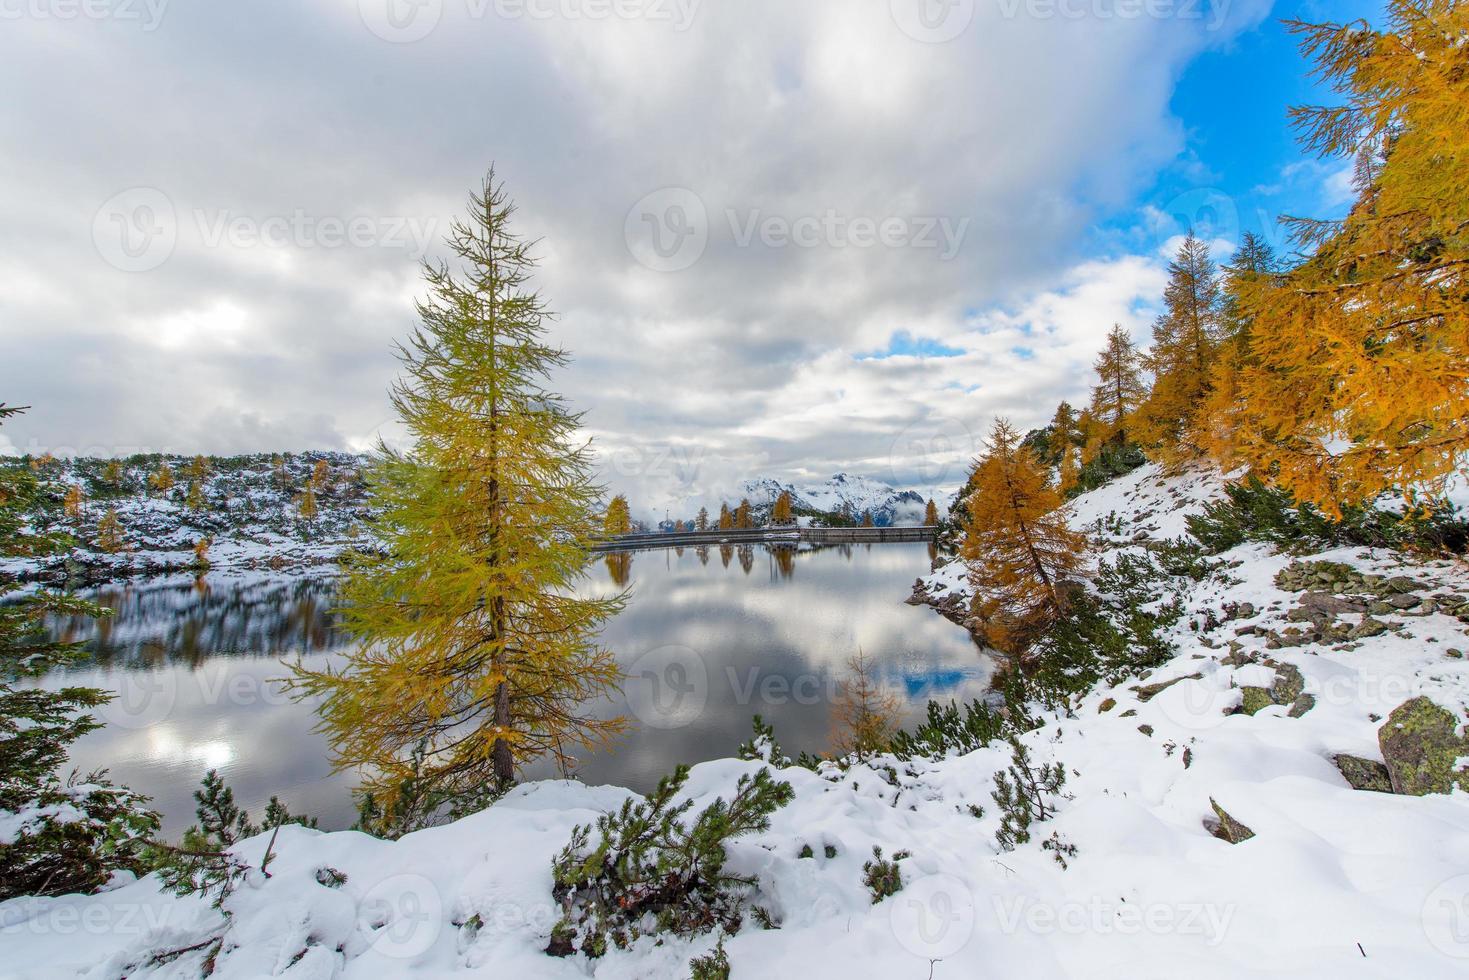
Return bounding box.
[1230,0,1469,510]
[830,651,899,761]
[295,484,318,521]
[604,495,632,536]
[63,484,84,520]
[734,498,753,529]
[1137,235,1225,460]
[924,498,939,526]
[962,418,1088,654]
[95,507,127,553]
[291,171,624,806]
[718,502,733,529]
[148,461,174,496]
[771,490,794,526]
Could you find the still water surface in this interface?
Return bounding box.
[47,543,992,833]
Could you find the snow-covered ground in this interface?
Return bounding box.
[5,464,1469,978]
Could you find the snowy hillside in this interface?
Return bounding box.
[8,463,1469,977]
[2,452,371,584]
[739,473,928,526]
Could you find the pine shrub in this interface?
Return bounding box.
[548,764,793,957]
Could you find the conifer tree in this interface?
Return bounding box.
[1138,236,1224,454]
[924,498,939,526]
[1088,324,1147,448]
[604,495,632,536]
[102,460,124,489]
[95,507,127,553]
[0,404,157,898]
[149,461,175,496]
[295,485,318,521]
[962,418,1088,653]
[735,498,753,529]
[311,459,330,490]
[1057,444,1080,497]
[63,484,83,520]
[1231,0,1469,509]
[1046,402,1078,464]
[830,651,899,760]
[771,490,794,526]
[186,480,205,513]
[291,171,624,802]
[859,510,874,528]
[696,506,710,532]
[186,455,210,483]
[718,502,733,530]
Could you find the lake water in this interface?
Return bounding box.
[43,542,992,833]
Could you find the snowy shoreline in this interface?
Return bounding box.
[5,464,1469,977]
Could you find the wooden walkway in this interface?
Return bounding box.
[591,525,938,553]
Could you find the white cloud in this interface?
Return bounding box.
[0,0,1270,519]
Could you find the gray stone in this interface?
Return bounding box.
[1287,694,1316,718]
[1208,799,1256,844]
[1239,687,1274,716]
[1377,697,1469,796]
[1332,754,1393,793]
[1271,664,1305,705]
[1350,617,1391,640]
[1132,673,1203,703]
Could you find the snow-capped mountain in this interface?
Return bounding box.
[738,473,928,526]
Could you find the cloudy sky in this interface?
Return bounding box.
[0,0,1372,519]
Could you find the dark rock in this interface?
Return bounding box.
[1208,799,1256,844]
[1350,617,1391,640]
[1271,664,1305,705]
[1239,687,1274,716]
[1332,754,1393,793]
[1099,698,1116,713]
[1132,673,1203,703]
[1137,724,1154,737]
[1377,697,1469,796]
[1386,593,1422,610]
[1287,694,1316,718]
